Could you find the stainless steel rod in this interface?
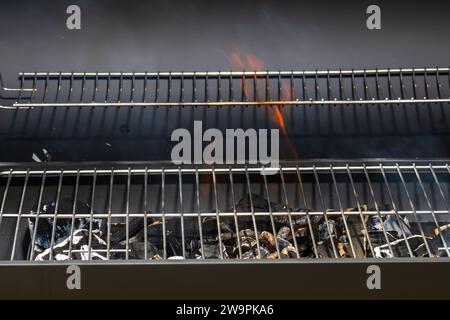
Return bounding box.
[18,68,450,77]
[6,98,450,109]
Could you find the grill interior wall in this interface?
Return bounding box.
[2,71,450,162]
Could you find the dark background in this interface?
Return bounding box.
[1,0,450,162]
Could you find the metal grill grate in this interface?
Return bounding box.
[0,160,450,262]
[1,67,450,109]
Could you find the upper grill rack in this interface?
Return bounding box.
[0,160,450,262]
[1,67,450,109]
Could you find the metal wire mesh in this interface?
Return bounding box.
[0,160,449,262]
[1,68,450,109]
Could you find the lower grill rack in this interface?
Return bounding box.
[1,160,450,262]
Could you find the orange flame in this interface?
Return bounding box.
[245,53,263,71]
[274,106,286,130]
[228,53,245,69]
[273,105,298,159]
[281,80,293,101]
[228,51,299,160]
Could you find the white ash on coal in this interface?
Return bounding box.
[28,197,105,259]
[35,229,107,261]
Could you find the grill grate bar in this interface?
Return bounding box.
[0,210,448,219]
[178,167,186,259]
[48,170,64,261]
[362,165,395,257]
[88,169,98,260]
[228,169,242,259]
[413,165,450,257]
[244,167,262,258]
[67,169,81,260]
[143,167,149,260]
[212,168,225,259]
[29,170,47,261]
[161,168,167,259]
[10,169,29,260]
[396,164,434,256]
[279,165,302,258]
[195,169,205,259]
[4,164,450,176]
[106,169,114,260]
[346,165,375,257]
[312,166,338,258]
[262,166,281,258]
[330,165,358,258]
[379,165,415,257]
[295,166,319,258]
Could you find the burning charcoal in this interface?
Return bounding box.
[272,203,290,212]
[241,250,256,259]
[338,242,350,257]
[367,215,384,232]
[384,215,413,238]
[277,226,291,240]
[219,232,235,242]
[274,214,308,228]
[35,229,107,261]
[32,148,52,163]
[434,225,450,247]
[338,215,369,258]
[367,230,393,248]
[360,214,396,250]
[343,204,369,212]
[267,252,279,259]
[427,226,450,257]
[136,220,167,243]
[232,243,250,257]
[374,235,439,258]
[256,246,271,259]
[202,217,234,241]
[364,210,412,241]
[131,220,183,257]
[276,237,292,250]
[28,198,104,253]
[186,239,201,258]
[239,229,256,238]
[280,246,298,259]
[235,194,269,212]
[240,237,257,251]
[231,229,260,257]
[200,241,229,259]
[315,242,336,258]
[294,227,309,239]
[129,241,161,259]
[317,219,336,243]
[295,230,312,256]
[110,218,148,244]
[259,231,276,250]
[339,234,348,243]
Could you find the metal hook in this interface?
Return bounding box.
[0,73,35,109]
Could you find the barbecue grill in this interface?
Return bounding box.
[1,0,450,300]
[1,66,450,299]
